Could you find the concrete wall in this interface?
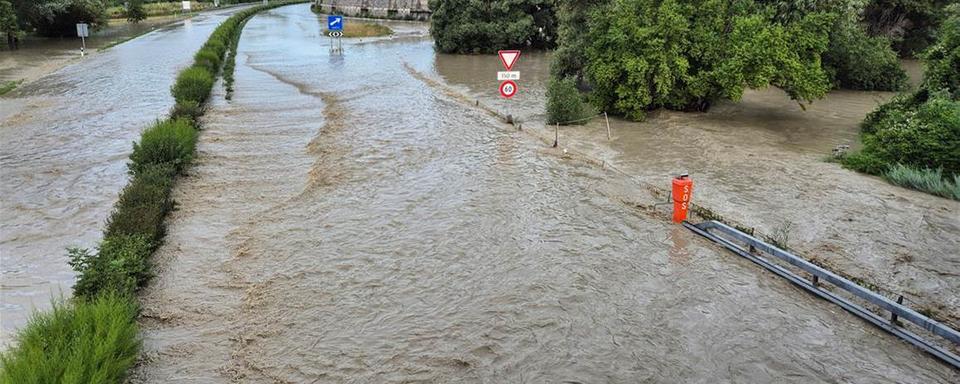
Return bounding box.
[314,0,432,20]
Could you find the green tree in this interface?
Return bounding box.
[428,0,557,53]
[126,0,145,23]
[0,0,21,50]
[583,0,834,120]
[11,0,107,37]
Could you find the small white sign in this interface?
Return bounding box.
[497,71,520,81]
[182,1,191,11]
[76,23,89,38]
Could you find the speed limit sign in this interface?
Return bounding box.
[499,80,518,98]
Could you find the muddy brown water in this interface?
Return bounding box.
[132,4,958,382]
[0,7,252,348]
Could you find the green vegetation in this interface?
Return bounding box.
[9,0,108,37]
[884,164,960,199]
[107,1,207,19]
[68,235,155,299]
[126,0,146,23]
[546,77,594,124]
[1,0,22,49]
[822,17,908,91]
[428,0,556,53]
[583,0,834,120]
[0,294,140,384]
[0,79,21,95]
[844,7,960,199]
[0,2,309,381]
[172,66,215,104]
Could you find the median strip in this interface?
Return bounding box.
[0,2,308,382]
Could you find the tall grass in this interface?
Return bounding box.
[0,294,140,384]
[884,164,960,200]
[0,1,310,381]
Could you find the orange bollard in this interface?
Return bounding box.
[671,174,693,223]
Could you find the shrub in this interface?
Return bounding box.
[884,164,960,200]
[841,150,890,175]
[105,164,175,242]
[170,100,204,121]
[546,76,594,124]
[859,93,960,175]
[193,49,222,75]
[68,235,154,299]
[126,0,146,23]
[171,66,215,105]
[428,0,557,53]
[129,118,198,174]
[920,7,960,98]
[0,294,140,384]
[823,21,908,91]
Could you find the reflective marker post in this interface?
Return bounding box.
[76,23,89,57]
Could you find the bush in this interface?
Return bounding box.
[858,93,960,175]
[884,164,960,200]
[0,294,140,384]
[129,118,198,174]
[193,49,222,75]
[920,7,960,98]
[171,66,214,105]
[126,0,146,23]
[105,164,175,242]
[68,235,154,299]
[170,100,204,121]
[841,150,890,175]
[546,77,594,124]
[823,21,908,91]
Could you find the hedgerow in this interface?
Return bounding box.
[0,2,310,382]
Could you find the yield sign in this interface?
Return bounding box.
[498,50,521,71]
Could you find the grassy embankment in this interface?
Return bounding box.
[0,2,309,383]
[106,1,209,19]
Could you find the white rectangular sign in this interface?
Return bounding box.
[497,71,520,81]
[76,23,89,38]
[182,1,191,11]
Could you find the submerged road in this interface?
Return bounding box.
[132,4,958,383]
[0,6,250,347]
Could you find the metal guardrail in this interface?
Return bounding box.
[684,220,960,369]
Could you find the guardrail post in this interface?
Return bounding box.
[892,296,904,323]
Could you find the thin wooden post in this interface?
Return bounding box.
[553,123,559,148]
[604,112,611,140]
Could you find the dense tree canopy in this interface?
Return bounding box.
[10,0,108,37]
[428,0,557,53]
[582,0,834,120]
[864,0,954,56]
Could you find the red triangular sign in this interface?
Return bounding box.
[498,50,521,71]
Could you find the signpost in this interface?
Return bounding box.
[328,15,344,54]
[76,23,89,56]
[497,50,521,99]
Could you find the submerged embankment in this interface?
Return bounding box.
[133,4,958,382]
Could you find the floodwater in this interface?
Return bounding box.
[133,4,958,382]
[446,48,960,330]
[0,7,250,348]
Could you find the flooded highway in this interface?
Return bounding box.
[0,6,249,348]
[132,4,958,382]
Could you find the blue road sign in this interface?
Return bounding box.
[328,15,344,31]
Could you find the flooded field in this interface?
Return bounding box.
[0,7,249,348]
[132,4,958,382]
